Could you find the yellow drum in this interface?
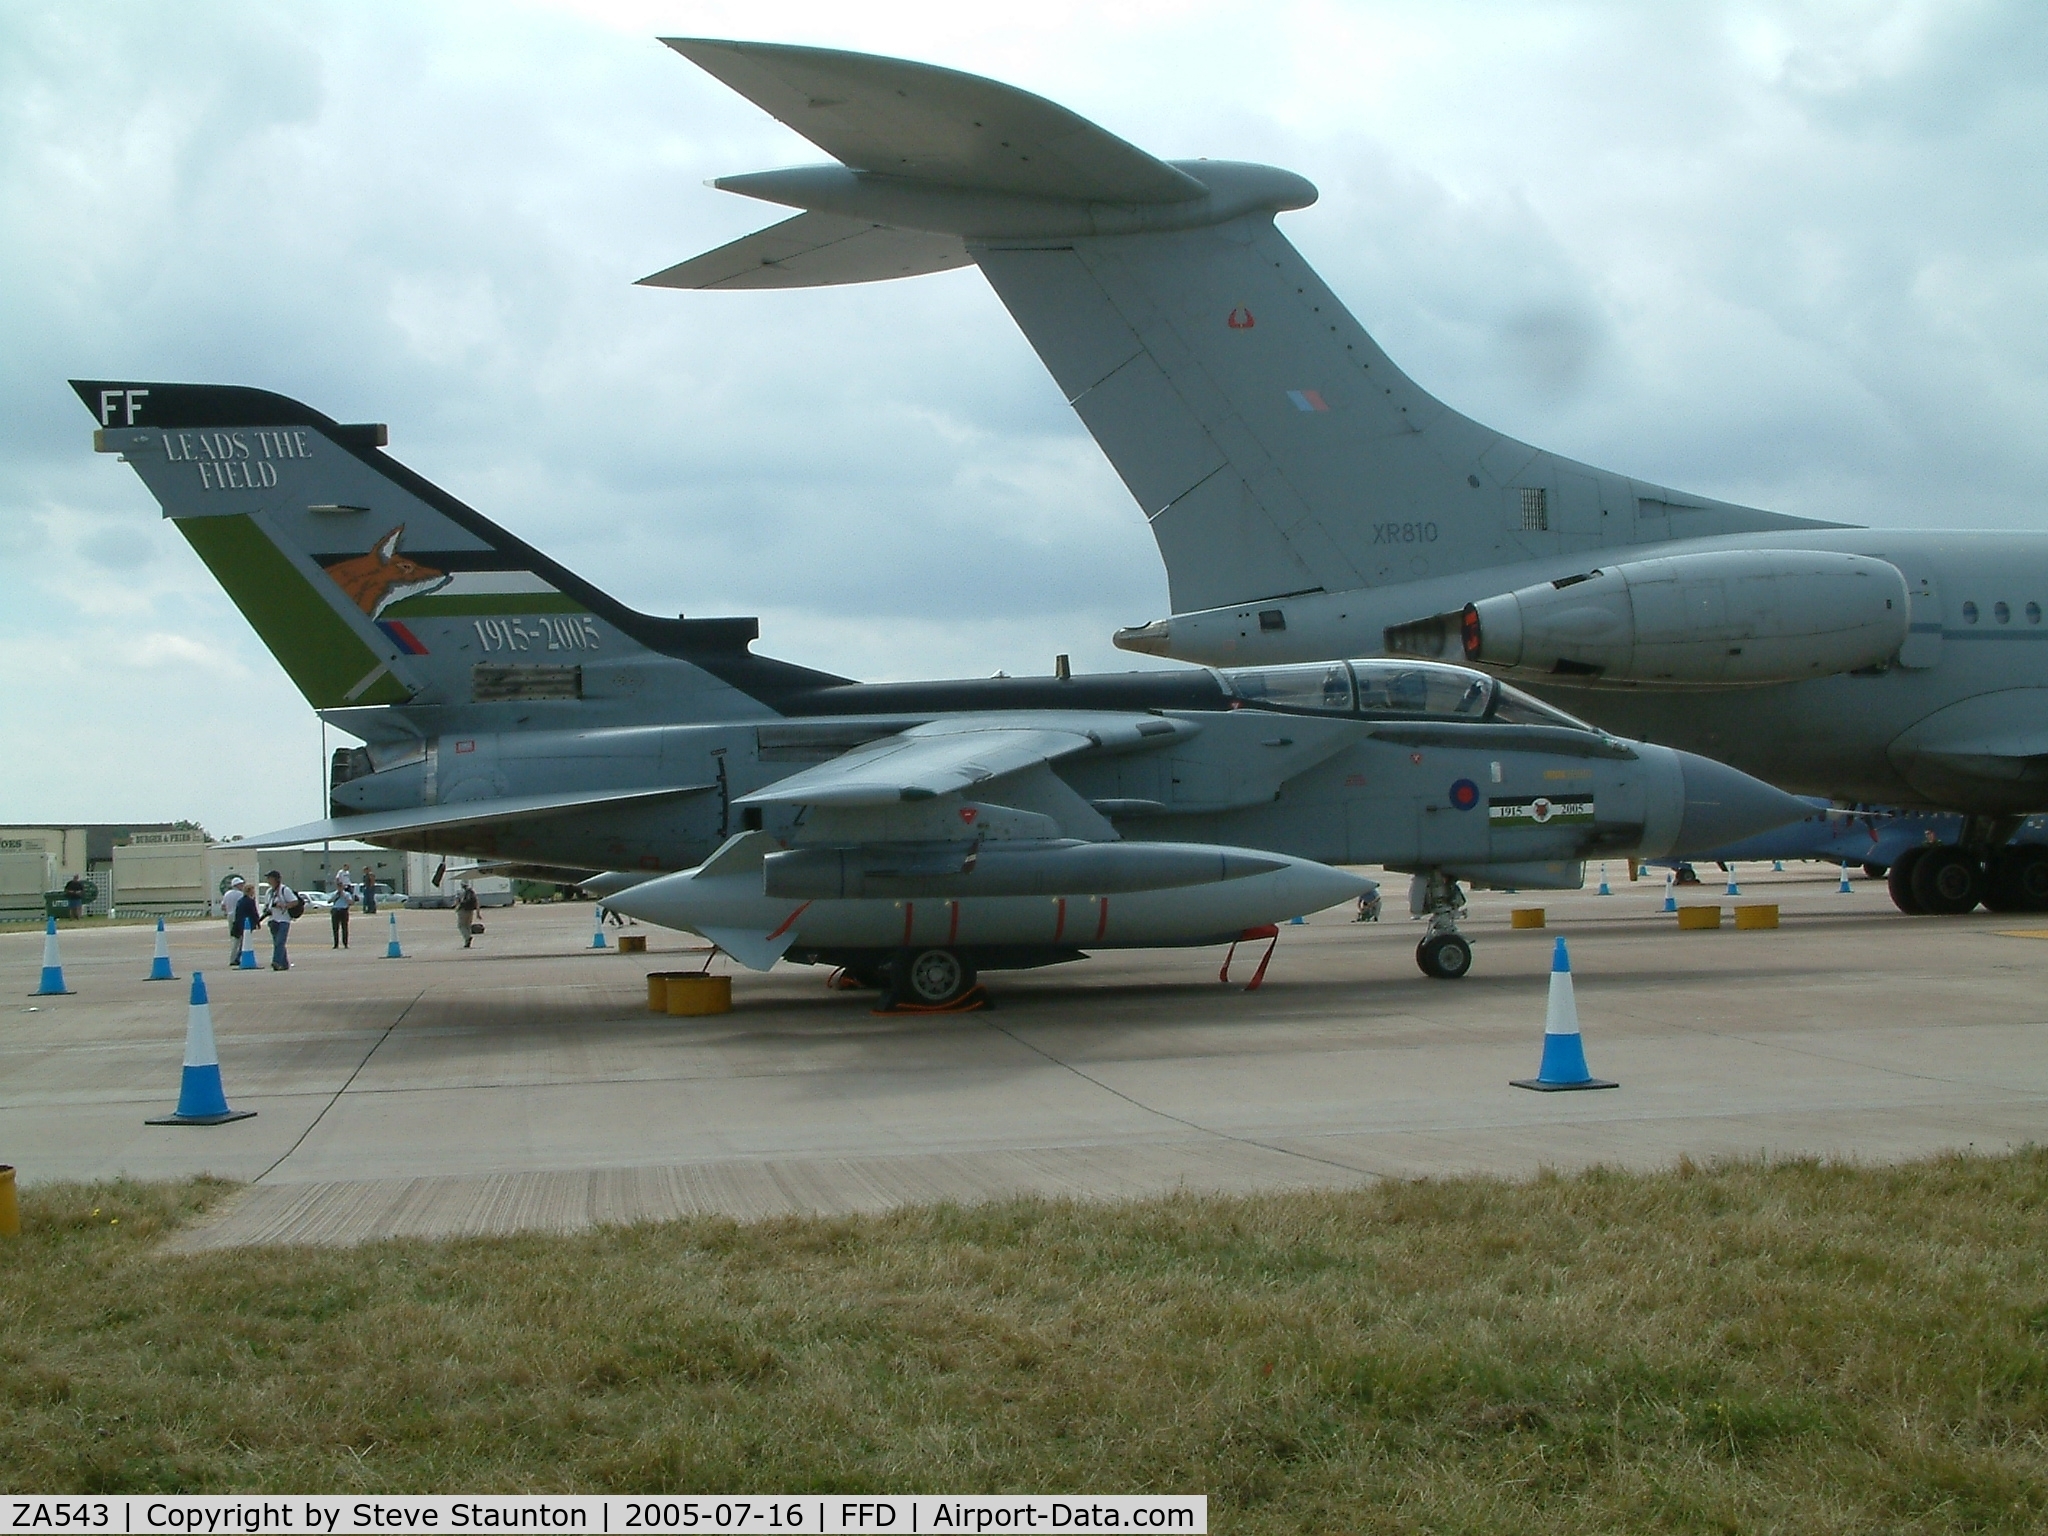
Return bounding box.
[664,974,733,1016]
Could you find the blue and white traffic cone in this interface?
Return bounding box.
[31,917,73,996]
[1512,937,1618,1092]
[1662,871,1677,913]
[1725,866,1740,896]
[1773,859,1785,872]
[238,917,259,969]
[147,915,176,981]
[591,909,609,949]
[1839,863,1854,893]
[146,974,256,1125]
[384,911,404,959]
[1597,862,1612,896]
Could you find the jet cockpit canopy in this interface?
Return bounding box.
[1220,658,1596,731]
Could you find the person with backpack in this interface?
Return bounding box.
[456,881,481,949]
[264,868,301,970]
[224,876,255,967]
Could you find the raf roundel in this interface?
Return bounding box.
[1450,778,1480,811]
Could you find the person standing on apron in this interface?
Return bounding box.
[330,871,354,949]
[264,869,299,970]
[456,882,481,949]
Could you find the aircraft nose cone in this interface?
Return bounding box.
[605,871,688,926]
[1671,752,1810,855]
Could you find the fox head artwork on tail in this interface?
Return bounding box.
[323,526,450,621]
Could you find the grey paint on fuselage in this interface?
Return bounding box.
[1154,527,2048,813]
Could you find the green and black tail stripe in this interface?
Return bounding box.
[72,381,846,713]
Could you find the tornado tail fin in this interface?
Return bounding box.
[73,380,844,713]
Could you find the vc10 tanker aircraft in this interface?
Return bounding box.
[645,39,2048,920]
[75,382,1799,995]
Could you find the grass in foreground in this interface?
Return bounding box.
[3,1154,2047,1531]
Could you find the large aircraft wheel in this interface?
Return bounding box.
[1910,846,1984,915]
[1985,846,2048,913]
[1416,933,1473,980]
[1887,847,1930,914]
[895,947,976,1006]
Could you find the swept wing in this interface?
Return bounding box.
[735,712,1195,810]
[232,784,713,849]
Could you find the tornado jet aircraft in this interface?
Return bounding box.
[75,382,1799,990]
[647,38,2048,919]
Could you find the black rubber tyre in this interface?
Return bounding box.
[1887,846,1930,914]
[899,947,975,1005]
[1910,846,1984,915]
[1416,932,1473,980]
[1862,862,1887,881]
[1985,846,2048,913]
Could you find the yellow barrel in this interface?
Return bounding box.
[1509,908,1546,929]
[1734,904,1780,930]
[617,933,647,954]
[1677,906,1722,930]
[664,974,733,1016]
[0,1165,18,1239]
[647,971,698,1011]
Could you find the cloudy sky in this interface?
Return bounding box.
[3,0,2043,838]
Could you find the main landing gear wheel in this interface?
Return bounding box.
[1862,862,1887,881]
[1887,846,1930,914]
[1985,845,2048,913]
[1910,846,1984,915]
[1416,932,1473,980]
[885,947,978,1007]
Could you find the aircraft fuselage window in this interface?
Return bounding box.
[1962,601,1979,624]
[2030,601,2043,625]
[1994,601,2011,624]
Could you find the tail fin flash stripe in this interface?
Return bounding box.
[177,514,412,706]
[376,620,431,656]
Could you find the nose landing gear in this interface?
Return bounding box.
[1411,871,1473,980]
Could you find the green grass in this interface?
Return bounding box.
[5,1153,2048,1530]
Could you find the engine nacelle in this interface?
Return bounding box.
[1388,549,1909,687]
